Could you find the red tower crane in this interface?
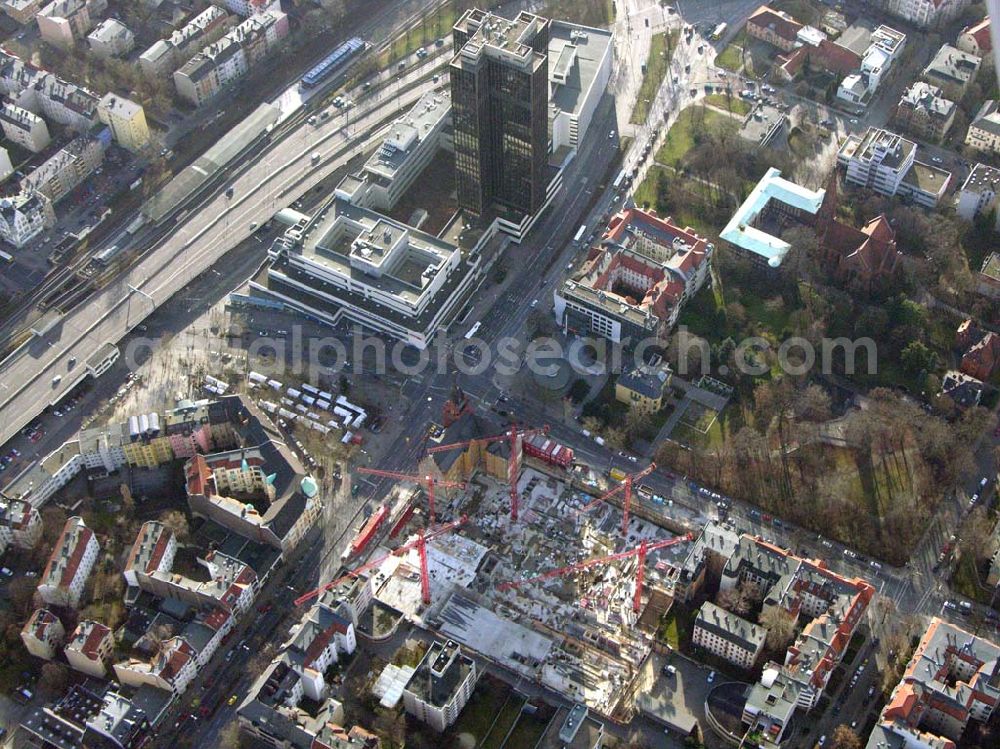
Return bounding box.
[356,467,466,526]
[498,532,693,613]
[295,515,468,607]
[427,424,549,521]
[577,463,656,536]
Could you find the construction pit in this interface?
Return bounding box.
[359,466,694,717]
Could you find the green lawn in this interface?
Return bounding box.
[952,553,992,606]
[657,606,693,649]
[504,711,552,749]
[716,31,748,72]
[480,695,526,749]
[655,106,740,168]
[703,93,750,115]
[450,678,511,743]
[630,30,678,124]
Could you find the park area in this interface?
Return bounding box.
[631,30,679,124]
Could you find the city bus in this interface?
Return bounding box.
[711,22,727,40]
[573,224,587,244]
[465,321,482,340]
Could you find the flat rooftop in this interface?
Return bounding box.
[548,21,612,121]
[452,9,548,74]
[363,90,450,185]
[720,167,826,267]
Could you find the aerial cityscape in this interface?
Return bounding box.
[3,1,1000,748]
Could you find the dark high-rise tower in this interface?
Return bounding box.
[450,9,550,220]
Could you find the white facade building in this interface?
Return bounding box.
[87,18,134,59]
[21,608,65,660]
[0,101,51,152]
[0,191,55,248]
[403,640,479,731]
[36,516,99,609]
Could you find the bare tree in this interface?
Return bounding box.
[39,663,69,696]
[158,510,190,543]
[830,725,862,749]
[759,605,796,651]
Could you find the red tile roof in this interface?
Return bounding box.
[962,17,992,52]
[71,621,111,659]
[747,5,803,42]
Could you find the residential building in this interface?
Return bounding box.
[745,5,802,52]
[0,101,51,152]
[720,166,827,268]
[403,640,479,731]
[19,684,151,749]
[37,0,99,48]
[37,515,99,608]
[97,93,150,152]
[0,438,78,505]
[979,252,1000,299]
[884,0,971,29]
[776,37,861,81]
[836,24,907,106]
[0,146,12,182]
[64,620,113,677]
[615,356,672,414]
[956,318,1000,380]
[894,81,956,141]
[2,0,43,24]
[183,399,322,554]
[125,522,257,615]
[0,496,42,555]
[114,636,198,695]
[958,17,991,57]
[837,127,951,208]
[87,18,134,59]
[214,0,273,16]
[21,608,65,659]
[866,618,1000,749]
[450,9,551,220]
[731,536,874,745]
[173,10,288,106]
[34,74,101,132]
[555,206,713,342]
[238,586,374,749]
[360,90,452,211]
[139,5,234,78]
[922,44,981,100]
[282,590,357,701]
[966,99,1000,154]
[252,194,487,350]
[238,657,352,748]
[693,602,766,670]
[22,128,108,205]
[671,521,742,603]
[547,20,613,153]
[940,369,985,408]
[956,163,1000,227]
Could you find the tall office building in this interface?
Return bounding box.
[450,9,550,220]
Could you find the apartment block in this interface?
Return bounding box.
[615,356,672,414]
[866,618,1000,748]
[64,620,113,677]
[139,5,233,78]
[956,163,1000,227]
[213,0,273,16]
[693,602,766,670]
[966,99,1000,154]
[87,18,134,59]
[0,190,55,248]
[958,16,992,57]
[2,0,43,24]
[838,127,952,208]
[282,591,357,701]
[37,0,101,48]
[19,685,150,749]
[0,496,42,555]
[97,93,150,152]
[894,81,956,141]
[0,146,12,183]
[37,516,99,609]
[923,44,981,100]
[884,0,971,29]
[0,101,50,152]
[730,536,874,745]
[22,129,108,205]
[836,25,907,107]
[173,10,287,106]
[555,206,713,343]
[403,640,479,731]
[21,608,65,660]
[114,636,198,695]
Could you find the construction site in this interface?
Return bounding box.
[300,408,697,719]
